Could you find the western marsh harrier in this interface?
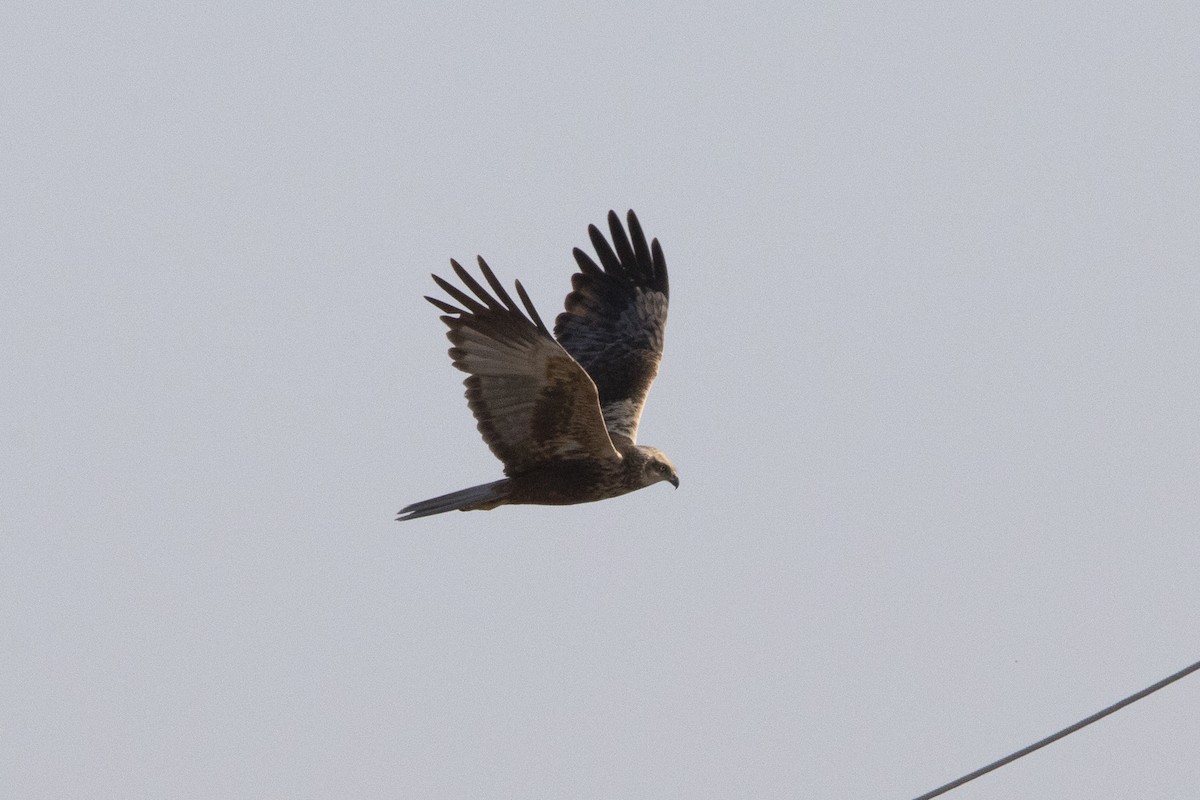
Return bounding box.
[397,210,678,521]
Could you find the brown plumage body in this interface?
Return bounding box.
[464,446,674,511]
[398,210,677,521]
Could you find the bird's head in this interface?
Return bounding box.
[636,446,680,489]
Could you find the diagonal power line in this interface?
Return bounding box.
[911,657,1200,800]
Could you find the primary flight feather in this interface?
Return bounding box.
[397,210,678,521]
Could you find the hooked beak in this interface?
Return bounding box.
[669,474,680,489]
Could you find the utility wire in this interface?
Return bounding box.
[911,657,1200,800]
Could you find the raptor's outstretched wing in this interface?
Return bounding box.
[427,257,620,476]
[553,210,669,445]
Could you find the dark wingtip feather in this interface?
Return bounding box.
[572,247,603,276]
[475,256,523,315]
[431,272,488,315]
[588,223,622,275]
[449,259,505,312]
[651,238,668,295]
[624,210,643,241]
[514,280,549,335]
[425,295,462,315]
[607,210,636,270]
[625,211,653,278]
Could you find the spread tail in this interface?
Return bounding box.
[396,479,509,521]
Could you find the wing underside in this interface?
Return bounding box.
[553,210,669,444]
[426,257,620,476]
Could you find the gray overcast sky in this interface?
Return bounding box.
[4,2,1199,798]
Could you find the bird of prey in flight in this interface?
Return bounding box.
[397,210,678,521]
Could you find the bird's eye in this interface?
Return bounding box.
[657,463,668,473]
